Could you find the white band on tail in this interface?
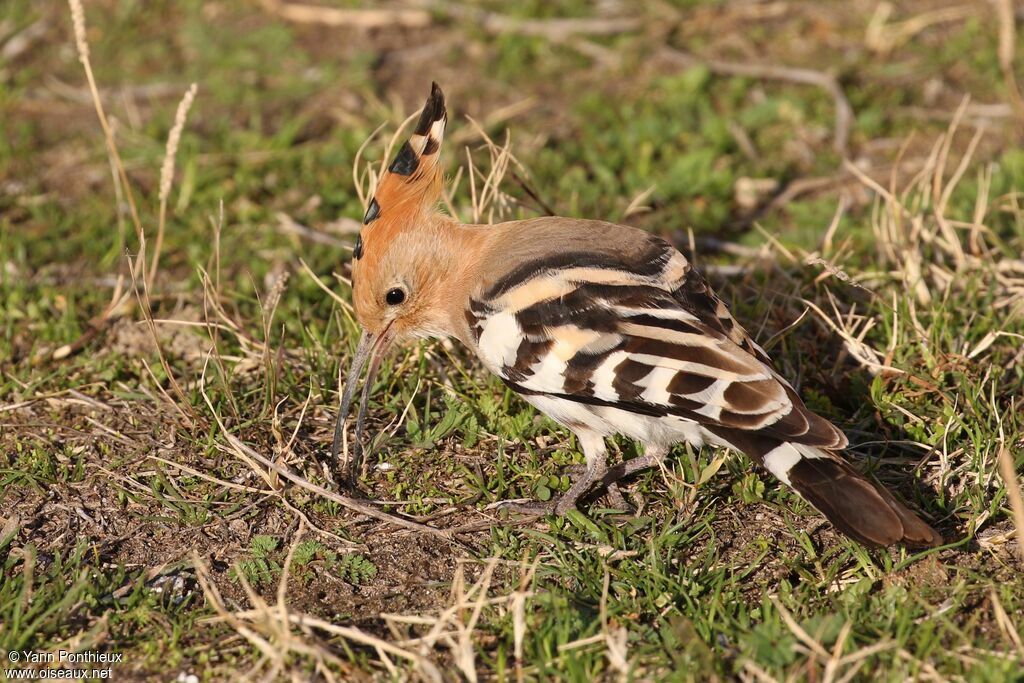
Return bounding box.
[762,442,827,486]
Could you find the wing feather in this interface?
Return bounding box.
[468,242,847,449]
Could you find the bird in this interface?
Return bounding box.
[331,82,942,548]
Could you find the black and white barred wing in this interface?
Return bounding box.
[466,248,847,449]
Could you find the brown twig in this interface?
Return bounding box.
[428,2,642,40]
[230,438,452,539]
[258,0,431,29]
[660,47,854,156]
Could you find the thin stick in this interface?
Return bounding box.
[428,3,641,40]
[202,388,452,538]
[258,0,431,29]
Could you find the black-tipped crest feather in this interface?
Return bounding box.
[414,81,447,136]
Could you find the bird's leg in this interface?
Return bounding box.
[552,432,607,516]
[600,445,668,488]
[590,445,668,510]
[521,444,665,513]
[493,432,607,516]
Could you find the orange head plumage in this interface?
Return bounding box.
[335,83,487,474]
[350,82,465,340]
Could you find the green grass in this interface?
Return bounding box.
[2,0,1024,680]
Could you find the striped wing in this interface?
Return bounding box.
[466,240,846,449]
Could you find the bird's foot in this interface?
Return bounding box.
[490,498,559,516]
[602,482,632,512]
[491,492,583,517]
[492,459,611,517]
[563,465,633,512]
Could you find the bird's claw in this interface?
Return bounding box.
[491,498,560,516]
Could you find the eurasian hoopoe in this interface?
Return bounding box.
[333,83,942,548]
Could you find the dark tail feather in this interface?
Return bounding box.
[785,454,942,548]
[712,427,942,547]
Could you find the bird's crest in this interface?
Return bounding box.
[357,82,447,255]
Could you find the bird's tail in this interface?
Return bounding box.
[752,440,942,547]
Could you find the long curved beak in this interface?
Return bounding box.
[330,325,394,483]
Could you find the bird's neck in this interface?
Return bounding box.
[425,216,501,343]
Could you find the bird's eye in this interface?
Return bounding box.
[385,287,406,306]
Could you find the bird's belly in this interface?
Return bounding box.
[520,393,614,434]
[520,392,716,450]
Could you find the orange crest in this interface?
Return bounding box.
[356,82,447,255]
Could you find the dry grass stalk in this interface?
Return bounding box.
[599,568,630,678]
[258,269,290,417]
[275,212,352,248]
[995,444,1024,565]
[199,374,453,537]
[61,0,201,365]
[299,258,353,314]
[376,557,549,681]
[387,558,499,678]
[989,587,1024,660]
[126,257,199,423]
[426,2,642,41]
[351,121,387,211]
[66,0,141,262]
[740,660,781,683]
[461,118,516,224]
[150,82,198,291]
[836,98,1024,327]
[800,296,903,376]
[769,598,897,683]
[511,556,540,676]
[55,0,144,362]
[992,0,1024,119]
[865,3,975,54]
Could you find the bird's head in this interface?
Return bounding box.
[333,82,461,476]
[349,82,452,341]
